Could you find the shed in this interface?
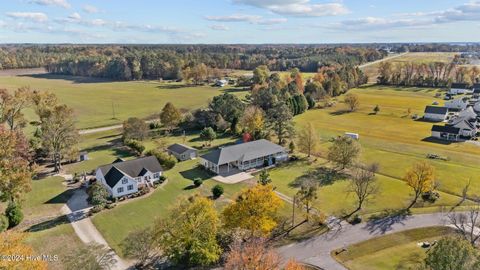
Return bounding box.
[344,132,359,140]
[79,152,89,161]
[167,143,198,161]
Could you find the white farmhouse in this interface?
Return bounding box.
[424,106,448,122]
[95,156,163,198]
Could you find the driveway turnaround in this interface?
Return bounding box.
[61,184,131,270]
[278,212,450,270]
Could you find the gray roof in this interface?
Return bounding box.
[98,156,163,188]
[451,83,469,89]
[167,143,196,155]
[472,84,480,90]
[200,139,285,165]
[458,106,477,120]
[424,106,448,115]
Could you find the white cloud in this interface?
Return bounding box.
[83,5,99,14]
[332,17,431,31]
[68,12,81,21]
[6,12,48,22]
[205,14,287,25]
[210,24,229,31]
[233,0,349,17]
[30,0,70,9]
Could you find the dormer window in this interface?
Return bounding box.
[122,178,128,184]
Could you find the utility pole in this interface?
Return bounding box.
[292,195,296,227]
[182,130,186,144]
[111,100,116,119]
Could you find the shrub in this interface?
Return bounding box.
[5,202,23,228]
[159,175,167,182]
[211,185,224,199]
[91,205,103,214]
[87,183,109,207]
[105,203,116,210]
[0,214,8,232]
[124,139,145,156]
[193,178,203,187]
[422,191,440,203]
[349,215,362,225]
[146,149,177,170]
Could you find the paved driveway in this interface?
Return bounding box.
[278,212,450,270]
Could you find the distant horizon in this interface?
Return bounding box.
[1,1,480,43]
[1,42,480,45]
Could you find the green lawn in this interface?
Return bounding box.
[23,176,72,220]
[92,159,251,256]
[333,226,456,270]
[0,74,248,130]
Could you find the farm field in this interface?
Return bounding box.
[0,74,248,130]
[333,226,455,270]
[361,52,459,82]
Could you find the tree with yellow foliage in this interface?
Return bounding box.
[222,184,283,237]
[240,105,265,137]
[297,123,319,157]
[405,162,435,209]
[0,231,47,270]
[154,196,221,267]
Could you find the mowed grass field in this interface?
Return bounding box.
[333,226,455,270]
[266,85,480,216]
[0,74,248,129]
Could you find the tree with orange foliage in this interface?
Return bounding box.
[224,238,280,270]
[285,259,307,270]
[0,231,47,270]
[405,162,435,209]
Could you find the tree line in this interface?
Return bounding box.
[0,44,384,81]
[377,60,480,87]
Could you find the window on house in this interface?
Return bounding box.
[153,172,159,178]
[117,187,124,193]
[127,185,134,191]
[121,179,128,184]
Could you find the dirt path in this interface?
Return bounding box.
[59,174,131,270]
[358,52,408,69]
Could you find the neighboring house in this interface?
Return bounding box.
[449,83,469,95]
[431,125,461,141]
[448,118,477,137]
[445,98,469,110]
[214,79,228,87]
[473,101,480,113]
[424,106,448,122]
[472,84,480,97]
[200,139,288,174]
[167,143,198,161]
[95,156,163,198]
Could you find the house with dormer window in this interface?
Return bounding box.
[95,156,163,198]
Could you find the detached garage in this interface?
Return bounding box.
[167,143,198,161]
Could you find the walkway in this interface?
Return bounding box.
[59,174,130,270]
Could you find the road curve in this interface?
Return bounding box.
[278,211,450,270]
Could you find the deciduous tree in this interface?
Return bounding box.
[200,127,216,146]
[0,232,47,270]
[222,184,283,236]
[224,238,280,270]
[123,117,148,141]
[240,105,264,136]
[154,196,221,266]
[404,162,435,209]
[344,93,360,112]
[40,105,79,172]
[297,123,319,157]
[348,163,378,212]
[424,236,480,270]
[327,136,361,170]
[160,102,182,133]
[122,227,158,267]
[64,243,116,270]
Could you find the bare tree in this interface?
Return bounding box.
[348,163,379,213]
[448,203,480,246]
[295,180,319,222]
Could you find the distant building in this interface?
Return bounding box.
[449,83,470,95]
[214,79,228,87]
[424,106,448,122]
[95,156,163,198]
[167,143,198,161]
[79,152,89,161]
[200,139,288,174]
[345,132,359,140]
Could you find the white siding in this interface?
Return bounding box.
[424,113,446,122]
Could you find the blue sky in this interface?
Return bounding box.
[0,0,479,43]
